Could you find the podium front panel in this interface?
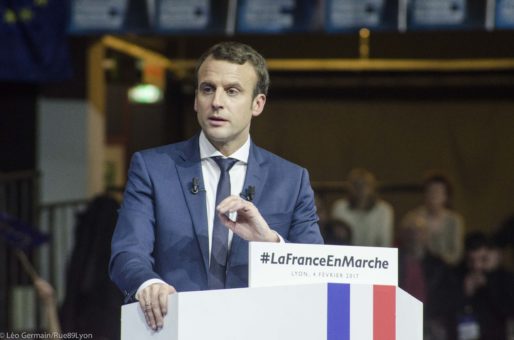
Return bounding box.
[121,283,422,340]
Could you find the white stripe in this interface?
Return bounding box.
[350,284,373,340]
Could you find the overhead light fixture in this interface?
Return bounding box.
[128,83,162,104]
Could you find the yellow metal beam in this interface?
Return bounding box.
[101,35,173,68]
[101,35,194,77]
[101,35,514,74]
[88,41,106,114]
[266,58,514,72]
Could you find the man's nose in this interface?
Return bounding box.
[212,88,224,110]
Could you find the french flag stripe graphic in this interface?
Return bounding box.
[350,284,373,340]
[327,284,397,340]
[373,285,396,340]
[327,283,350,340]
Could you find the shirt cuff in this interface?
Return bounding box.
[135,278,166,300]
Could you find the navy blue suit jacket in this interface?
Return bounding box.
[109,135,323,301]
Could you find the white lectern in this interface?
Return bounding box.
[121,283,422,340]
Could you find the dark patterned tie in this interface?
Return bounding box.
[209,156,238,289]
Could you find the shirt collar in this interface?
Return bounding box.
[199,131,250,164]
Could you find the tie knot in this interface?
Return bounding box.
[212,156,238,173]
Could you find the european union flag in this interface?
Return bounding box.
[0,0,72,82]
[0,211,50,250]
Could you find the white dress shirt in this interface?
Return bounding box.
[199,131,250,257]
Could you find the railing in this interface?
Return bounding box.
[0,171,88,331]
[0,171,40,330]
[37,199,88,304]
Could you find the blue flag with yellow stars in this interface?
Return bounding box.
[0,0,72,82]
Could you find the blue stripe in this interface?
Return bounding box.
[327,283,350,340]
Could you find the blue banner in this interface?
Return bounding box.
[237,0,322,34]
[69,0,152,34]
[407,0,487,30]
[0,0,72,82]
[325,0,399,32]
[0,212,50,250]
[154,0,229,34]
[495,0,514,29]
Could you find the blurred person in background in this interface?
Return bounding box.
[330,168,394,247]
[405,173,464,265]
[398,212,455,340]
[450,232,514,340]
[34,277,60,336]
[11,250,60,337]
[323,219,353,246]
[61,194,122,340]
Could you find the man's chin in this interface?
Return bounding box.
[204,130,230,144]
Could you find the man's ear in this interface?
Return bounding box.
[252,94,266,117]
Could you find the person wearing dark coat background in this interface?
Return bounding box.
[60,194,123,340]
[398,212,456,340]
[450,232,514,340]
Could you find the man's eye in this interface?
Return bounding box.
[201,86,214,94]
[227,88,239,96]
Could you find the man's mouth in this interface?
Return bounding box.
[208,116,228,126]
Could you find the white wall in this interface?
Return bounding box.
[37,98,89,204]
[37,97,105,203]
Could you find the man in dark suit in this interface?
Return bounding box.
[109,41,323,331]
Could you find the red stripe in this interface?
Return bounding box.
[373,285,396,340]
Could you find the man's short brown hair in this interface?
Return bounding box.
[195,41,270,97]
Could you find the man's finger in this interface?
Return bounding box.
[151,304,162,330]
[217,196,247,213]
[151,286,164,330]
[144,302,157,330]
[218,212,236,229]
[159,285,177,317]
[158,289,169,316]
[140,287,157,330]
[137,290,149,315]
[143,308,151,328]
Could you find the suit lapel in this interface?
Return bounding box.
[241,142,265,206]
[175,135,209,273]
[230,142,266,261]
